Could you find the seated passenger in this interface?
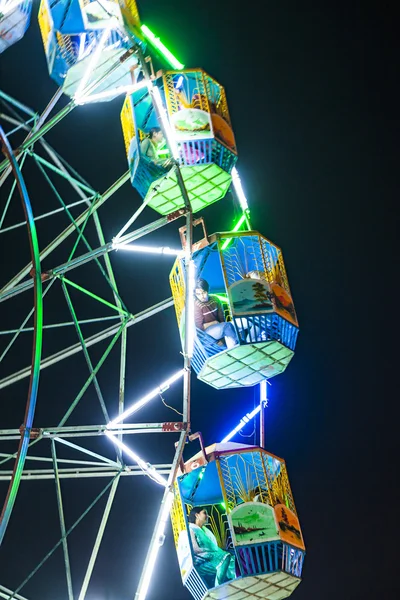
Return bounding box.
[188,507,235,589]
[194,279,238,349]
[140,127,172,167]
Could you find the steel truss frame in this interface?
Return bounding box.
[0,77,194,600]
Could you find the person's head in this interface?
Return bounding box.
[188,506,208,527]
[195,278,209,302]
[148,127,164,144]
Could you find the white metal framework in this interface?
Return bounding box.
[0,7,258,600]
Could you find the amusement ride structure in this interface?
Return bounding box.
[0,2,305,599]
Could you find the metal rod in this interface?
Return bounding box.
[0,453,118,467]
[0,101,74,176]
[0,279,55,364]
[0,128,43,546]
[0,90,67,191]
[0,198,89,234]
[0,170,130,296]
[61,280,111,422]
[54,437,119,468]
[0,427,171,442]
[29,151,95,194]
[0,315,119,335]
[0,298,173,390]
[0,466,172,481]
[0,583,28,600]
[51,441,74,600]
[0,90,36,117]
[0,211,174,304]
[134,430,187,600]
[9,476,119,598]
[61,276,129,318]
[77,475,120,600]
[57,320,127,428]
[0,152,27,229]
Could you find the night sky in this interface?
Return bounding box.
[0,1,398,599]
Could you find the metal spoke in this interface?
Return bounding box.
[61,280,111,423]
[77,475,120,600]
[51,440,74,600]
[0,298,174,390]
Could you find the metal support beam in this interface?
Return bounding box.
[0,422,178,442]
[0,465,173,481]
[54,437,119,468]
[0,128,43,546]
[51,441,74,600]
[0,212,178,303]
[0,298,174,390]
[77,475,120,600]
[134,431,187,600]
[0,170,130,296]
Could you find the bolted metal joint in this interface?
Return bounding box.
[18,426,41,440]
[162,422,187,432]
[166,208,186,222]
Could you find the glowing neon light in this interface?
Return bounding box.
[174,75,184,90]
[77,34,86,62]
[74,27,112,102]
[221,405,261,443]
[112,242,182,255]
[187,259,195,358]
[231,167,249,211]
[107,369,185,428]
[260,379,267,404]
[140,24,184,70]
[105,432,167,486]
[213,293,228,303]
[136,490,174,600]
[221,214,247,250]
[77,80,149,105]
[151,85,179,159]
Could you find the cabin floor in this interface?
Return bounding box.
[203,571,301,600]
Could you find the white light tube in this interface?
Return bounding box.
[231,167,249,211]
[174,75,184,90]
[77,34,86,61]
[112,242,182,255]
[105,432,167,486]
[221,404,261,443]
[151,85,179,159]
[74,27,112,102]
[260,379,267,403]
[187,259,195,358]
[107,369,185,428]
[77,79,149,105]
[136,490,174,600]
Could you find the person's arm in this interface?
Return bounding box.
[140,138,153,160]
[216,298,225,323]
[189,528,214,560]
[194,302,204,330]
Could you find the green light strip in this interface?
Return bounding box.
[141,24,184,70]
[221,214,248,250]
[213,294,228,303]
[62,277,130,318]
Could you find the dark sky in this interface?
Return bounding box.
[0,1,398,599]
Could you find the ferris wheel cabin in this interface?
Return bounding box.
[171,442,305,600]
[37,0,143,101]
[0,0,32,53]
[121,68,237,215]
[170,231,299,389]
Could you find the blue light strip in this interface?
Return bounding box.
[221,405,261,443]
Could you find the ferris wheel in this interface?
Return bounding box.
[0,2,305,600]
